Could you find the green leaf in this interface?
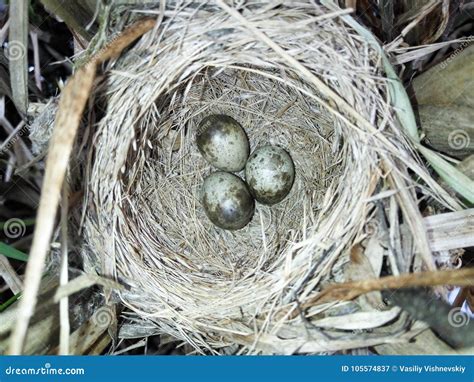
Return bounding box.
[417,145,474,204]
[0,242,29,262]
[0,291,22,312]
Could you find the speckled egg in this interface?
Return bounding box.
[201,172,255,230]
[196,114,250,172]
[245,145,295,205]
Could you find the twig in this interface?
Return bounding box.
[29,31,42,91]
[309,268,474,305]
[0,97,32,164]
[0,255,23,294]
[0,120,26,153]
[59,180,70,355]
[112,339,147,355]
[0,19,10,44]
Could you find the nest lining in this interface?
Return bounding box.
[77,2,439,353]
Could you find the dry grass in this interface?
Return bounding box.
[68,1,461,354]
[10,1,470,355]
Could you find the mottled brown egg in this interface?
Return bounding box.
[245,145,295,205]
[201,172,255,230]
[196,114,249,172]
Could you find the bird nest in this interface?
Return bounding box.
[74,1,449,353]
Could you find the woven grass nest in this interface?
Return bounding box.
[75,1,455,354]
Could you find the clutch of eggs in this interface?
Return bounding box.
[196,114,294,230]
[196,114,250,172]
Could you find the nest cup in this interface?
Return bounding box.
[79,2,423,353]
